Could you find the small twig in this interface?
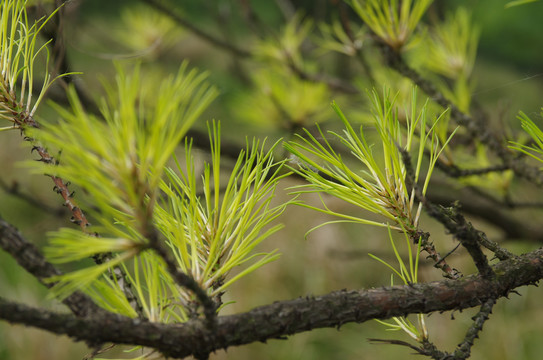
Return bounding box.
[415,230,461,280]
[471,229,514,262]
[401,149,461,279]
[424,201,495,279]
[368,338,428,355]
[334,0,376,85]
[401,147,510,275]
[30,142,91,230]
[144,226,217,330]
[452,298,496,359]
[440,243,461,263]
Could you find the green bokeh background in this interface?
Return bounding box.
[1,1,543,359]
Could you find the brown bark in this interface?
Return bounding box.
[0,246,541,358]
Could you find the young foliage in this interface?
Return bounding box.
[348,0,433,51]
[418,7,479,113]
[253,12,313,66]
[370,227,427,342]
[234,67,331,129]
[285,88,453,342]
[424,8,479,80]
[0,0,74,131]
[34,62,217,242]
[509,109,543,165]
[101,4,184,59]
[29,62,218,302]
[25,60,289,328]
[316,18,366,57]
[155,122,290,299]
[285,87,455,235]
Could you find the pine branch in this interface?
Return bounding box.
[144,226,217,330]
[0,217,105,318]
[427,186,543,245]
[379,44,543,187]
[434,160,510,178]
[142,0,360,95]
[423,201,496,278]
[401,145,514,268]
[452,298,496,359]
[0,247,541,358]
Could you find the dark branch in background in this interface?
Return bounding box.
[0,247,542,358]
[186,129,246,161]
[0,217,105,318]
[238,0,269,37]
[0,178,66,216]
[332,0,376,86]
[203,0,253,88]
[427,186,543,244]
[141,0,251,58]
[286,58,360,94]
[434,159,510,178]
[141,0,360,95]
[379,44,543,187]
[274,0,296,19]
[401,149,514,265]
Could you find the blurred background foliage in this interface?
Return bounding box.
[1,0,543,359]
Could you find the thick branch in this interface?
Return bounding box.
[0,247,541,358]
[0,217,105,318]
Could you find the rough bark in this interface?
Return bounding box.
[1,247,541,358]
